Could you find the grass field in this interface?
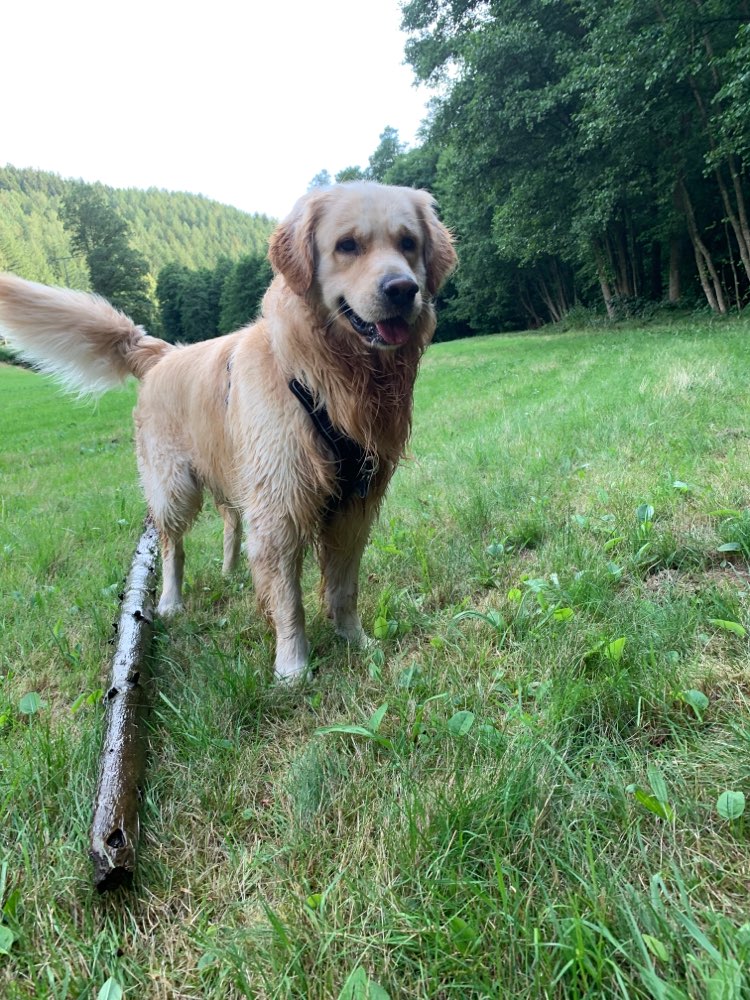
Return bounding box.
[1,317,750,999]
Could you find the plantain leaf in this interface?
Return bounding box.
[716,790,745,821]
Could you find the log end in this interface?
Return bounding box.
[91,826,137,893]
[92,861,135,894]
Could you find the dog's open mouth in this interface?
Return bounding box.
[340,300,411,348]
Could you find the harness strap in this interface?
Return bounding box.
[289,378,376,510]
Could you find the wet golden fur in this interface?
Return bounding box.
[0,182,456,679]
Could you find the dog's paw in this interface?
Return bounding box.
[157,597,184,618]
[356,633,378,653]
[333,618,369,648]
[336,627,378,655]
[273,658,310,684]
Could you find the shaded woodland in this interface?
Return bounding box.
[314,1,750,336]
[395,0,750,333]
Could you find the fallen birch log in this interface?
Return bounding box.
[90,517,159,893]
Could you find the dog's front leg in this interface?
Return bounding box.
[318,500,378,648]
[246,520,309,681]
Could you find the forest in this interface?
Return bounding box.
[315,0,750,335]
[0,166,275,341]
[2,0,750,339]
[394,0,750,333]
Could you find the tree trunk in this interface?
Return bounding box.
[725,220,742,312]
[536,273,563,324]
[518,277,544,328]
[680,181,727,314]
[593,241,616,318]
[668,236,682,303]
[551,258,571,319]
[714,165,750,285]
[90,518,159,893]
[679,15,750,285]
[650,239,663,301]
[625,208,641,298]
[729,155,750,278]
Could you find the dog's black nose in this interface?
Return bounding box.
[382,275,419,309]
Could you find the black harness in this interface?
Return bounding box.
[289,378,376,512]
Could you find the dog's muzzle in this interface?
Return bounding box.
[340,274,420,349]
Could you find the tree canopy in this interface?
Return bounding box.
[393,0,750,331]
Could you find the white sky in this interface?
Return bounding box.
[2,0,432,219]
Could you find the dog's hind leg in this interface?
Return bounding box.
[155,482,202,615]
[137,437,203,617]
[218,503,242,576]
[158,532,187,616]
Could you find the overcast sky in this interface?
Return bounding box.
[3,0,432,219]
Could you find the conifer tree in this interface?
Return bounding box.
[61,184,156,328]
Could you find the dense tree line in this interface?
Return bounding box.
[111,187,273,274]
[387,0,750,331]
[0,168,90,288]
[0,165,276,341]
[0,166,274,291]
[156,254,272,343]
[316,2,750,334]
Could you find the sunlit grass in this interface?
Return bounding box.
[2,316,750,998]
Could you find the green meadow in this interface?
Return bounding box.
[1,318,749,999]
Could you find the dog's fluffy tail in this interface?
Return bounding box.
[0,273,173,394]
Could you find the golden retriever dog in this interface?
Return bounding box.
[0,182,456,680]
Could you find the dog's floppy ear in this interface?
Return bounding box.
[268,190,325,296]
[416,191,457,297]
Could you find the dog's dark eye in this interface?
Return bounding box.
[336,237,359,254]
[400,235,417,253]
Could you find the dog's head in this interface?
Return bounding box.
[268,182,456,350]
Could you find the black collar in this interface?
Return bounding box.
[289,378,376,511]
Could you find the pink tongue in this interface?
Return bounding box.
[375,318,411,346]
